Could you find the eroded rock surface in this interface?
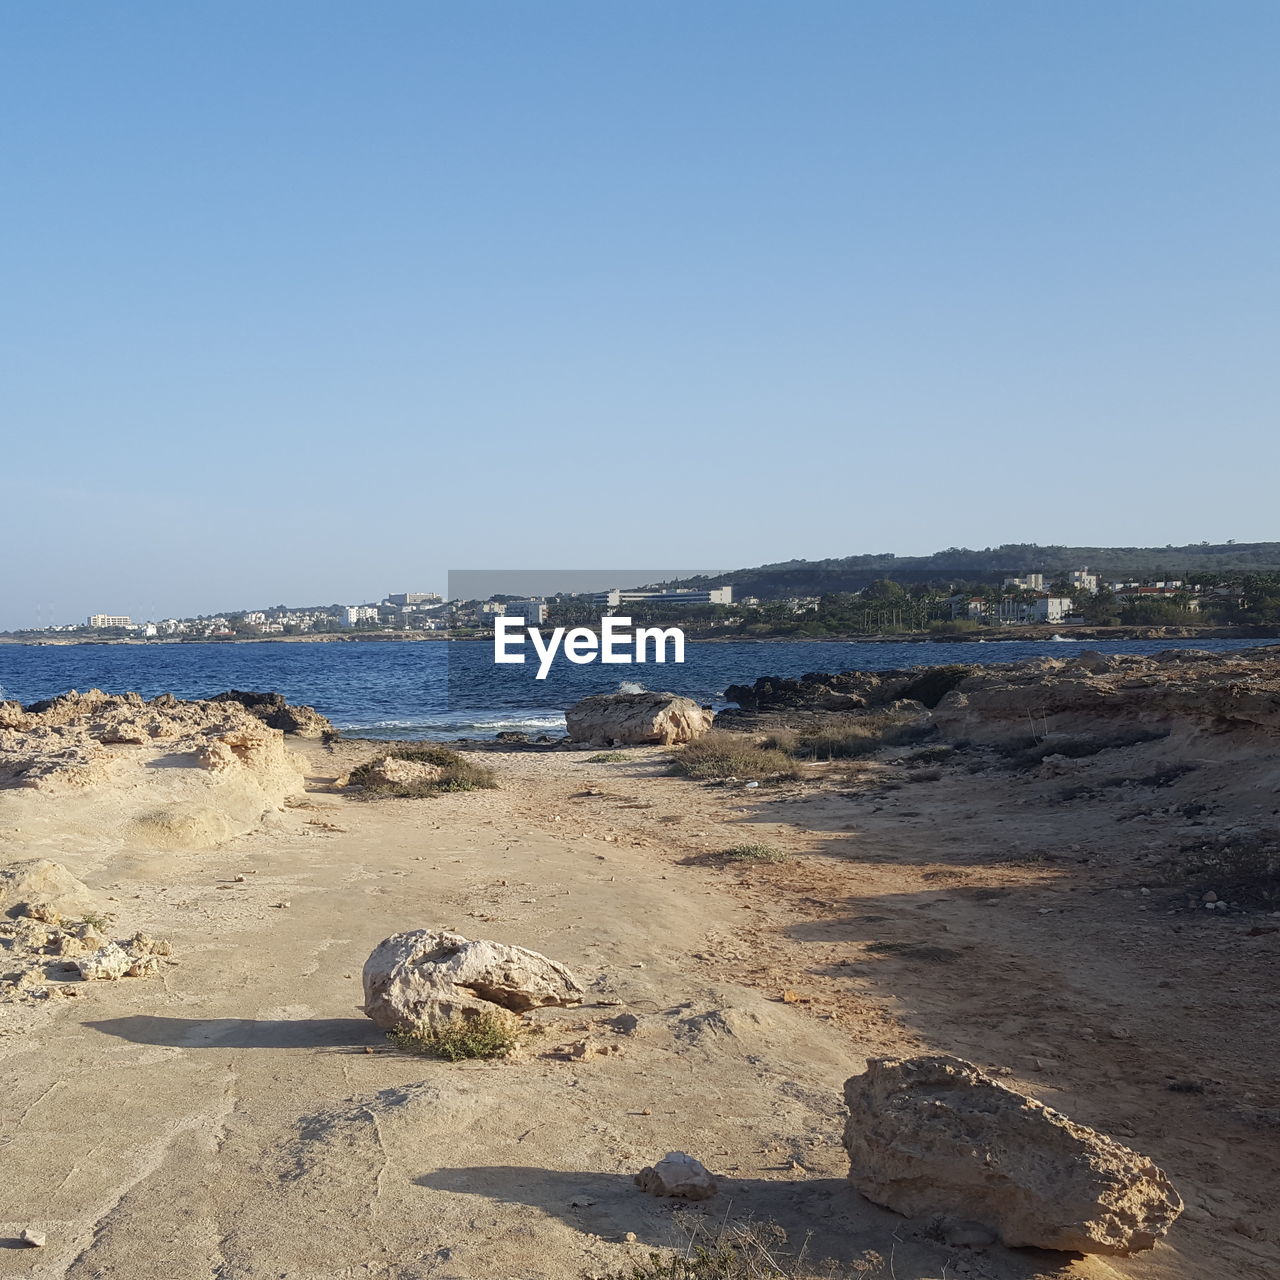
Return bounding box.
[565,691,713,746]
[842,1055,1183,1255]
[362,929,584,1033]
[0,859,98,920]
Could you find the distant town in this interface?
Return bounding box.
[8,562,1278,641]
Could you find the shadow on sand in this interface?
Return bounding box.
[414,1166,1078,1278]
[84,1014,383,1050]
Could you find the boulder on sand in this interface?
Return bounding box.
[362,929,584,1033]
[635,1152,718,1200]
[842,1055,1182,1255]
[564,691,712,747]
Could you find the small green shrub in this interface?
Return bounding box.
[349,744,497,799]
[672,731,803,781]
[723,842,790,864]
[586,751,628,763]
[387,1011,522,1060]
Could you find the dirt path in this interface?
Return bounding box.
[1,739,1274,1279]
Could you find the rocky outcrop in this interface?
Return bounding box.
[721,648,1280,746]
[1,693,307,849]
[634,1152,718,1200]
[75,941,160,980]
[931,648,1280,743]
[842,1055,1182,1255]
[0,861,172,1002]
[362,929,584,1033]
[208,690,333,738]
[564,691,713,746]
[0,859,98,920]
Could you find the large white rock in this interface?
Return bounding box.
[634,1152,718,1200]
[843,1055,1182,1255]
[362,930,584,1033]
[564,691,713,747]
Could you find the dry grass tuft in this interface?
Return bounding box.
[672,731,803,781]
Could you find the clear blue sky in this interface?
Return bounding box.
[3,1,1277,627]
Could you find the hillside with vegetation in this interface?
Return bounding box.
[667,542,1280,601]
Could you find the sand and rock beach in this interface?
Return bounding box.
[1,652,1278,1279]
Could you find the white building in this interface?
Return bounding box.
[1068,568,1099,595]
[386,592,442,606]
[1002,573,1045,592]
[504,599,548,624]
[1029,596,1074,623]
[341,605,380,626]
[593,587,733,607]
[88,614,132,628]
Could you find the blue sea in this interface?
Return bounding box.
[0,637,1272,740]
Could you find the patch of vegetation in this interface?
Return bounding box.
[1166,830,1280,907]
[786,713,934,761]
[897,664,975,708]
[722,842,791,864]
[586,751,629,763]
[672,731,803,781]
[387,1011,522,1061]
[349,744,497,798]
[903,744,954,766]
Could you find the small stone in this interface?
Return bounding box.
[1202,891,1218,903]
[623,1231,638,1243]
[20,1228,46,1248]
[234,874,247,882]
[272,901,291,909]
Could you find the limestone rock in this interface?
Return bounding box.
[208,690,334,738]
[362,929,584,1033]
[74,938,165,980]
[634,1152,718,1200]
[128,931,173,956]
[0,860,98,921]
[75,943,134,981]
[564,691,713,747]
[362,755,445,788]
[842,1055,1182,1255]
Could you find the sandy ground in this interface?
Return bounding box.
[1,736,1277,1280]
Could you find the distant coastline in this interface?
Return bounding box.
[4,623,1278,648]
